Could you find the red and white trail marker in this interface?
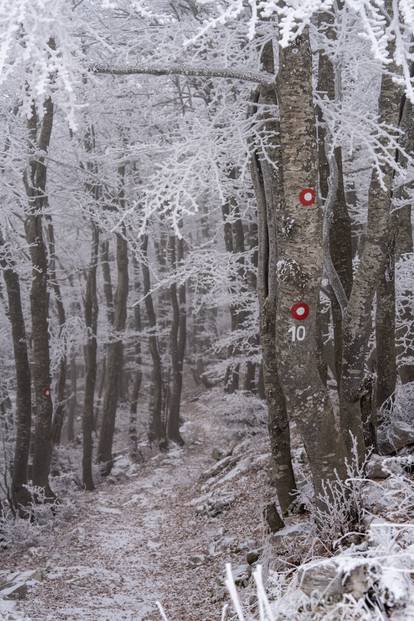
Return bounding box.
[299,188,316,206]
[42,387,51,398]
[290,302,309,320]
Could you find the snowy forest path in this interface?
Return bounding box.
[5,389,266,621]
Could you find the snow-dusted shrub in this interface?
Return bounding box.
[199,388,267,433]
[380,381,414,428]
[307,441,370,550]
[0,484,76,551]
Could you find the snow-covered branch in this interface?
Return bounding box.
[92,63,274,86]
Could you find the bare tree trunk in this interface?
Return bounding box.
[141,234,165,445]
[83,223,99,490]
[0,230,32,507]
[46,217,67,446]
[67,354,76,444]
[221,194,242,393]
[23,98,54,495]
[167,235,186,445]
[317,10,353,389]
[244,222,259,393]
[95,238,114,429]
[97,180,129,476]
[101,239,115,324]
[129,256,143,463]
[375,240,396,410]
[249,40,297,515]
[276,29,345,500]
[395,88,414,384]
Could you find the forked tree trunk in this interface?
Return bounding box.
[276,29,345,499]
[317,10,353,390]
[83,223,99,490]
[249,40,296,514]
[340,20,402,458]
[0,230,32,507]
[23,98,54,495]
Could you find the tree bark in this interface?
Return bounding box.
[67,354,76,444]
[317,10,353,389]
[23,98,54,495]
[167,235,186,445]
[249,40,297,514]
[141,234,165,445]
[46,217,67,446]
[375,239,396,411]
[340,21,402,458]
[276,29,345,500]
[129,255,143,463]
[395,89,414,384]
[97,168,129,475]
[0,230,32,507]
[83,223,99,490]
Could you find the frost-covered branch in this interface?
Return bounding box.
[92,63,274,86]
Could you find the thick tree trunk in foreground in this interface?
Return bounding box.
[83,223,99,490]
[0,231,32,506]
[23,98,54,495]
[340,28,402,458]
[250,40,296,514]
[97,216,129,475]
[276,29,345,500]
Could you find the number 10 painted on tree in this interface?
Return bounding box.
[288,325,306,342]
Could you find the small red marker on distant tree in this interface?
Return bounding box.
[42,387,51,398]
[290,302,309,320]
[299,188,316,206]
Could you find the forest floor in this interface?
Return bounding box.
[0,388,273,621]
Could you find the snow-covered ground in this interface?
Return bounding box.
[0,390,270,620]
[2,388,414,621]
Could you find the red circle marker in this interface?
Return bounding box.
[290,302,309,320]
[42,387,50,398]
[299,188,316,206]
